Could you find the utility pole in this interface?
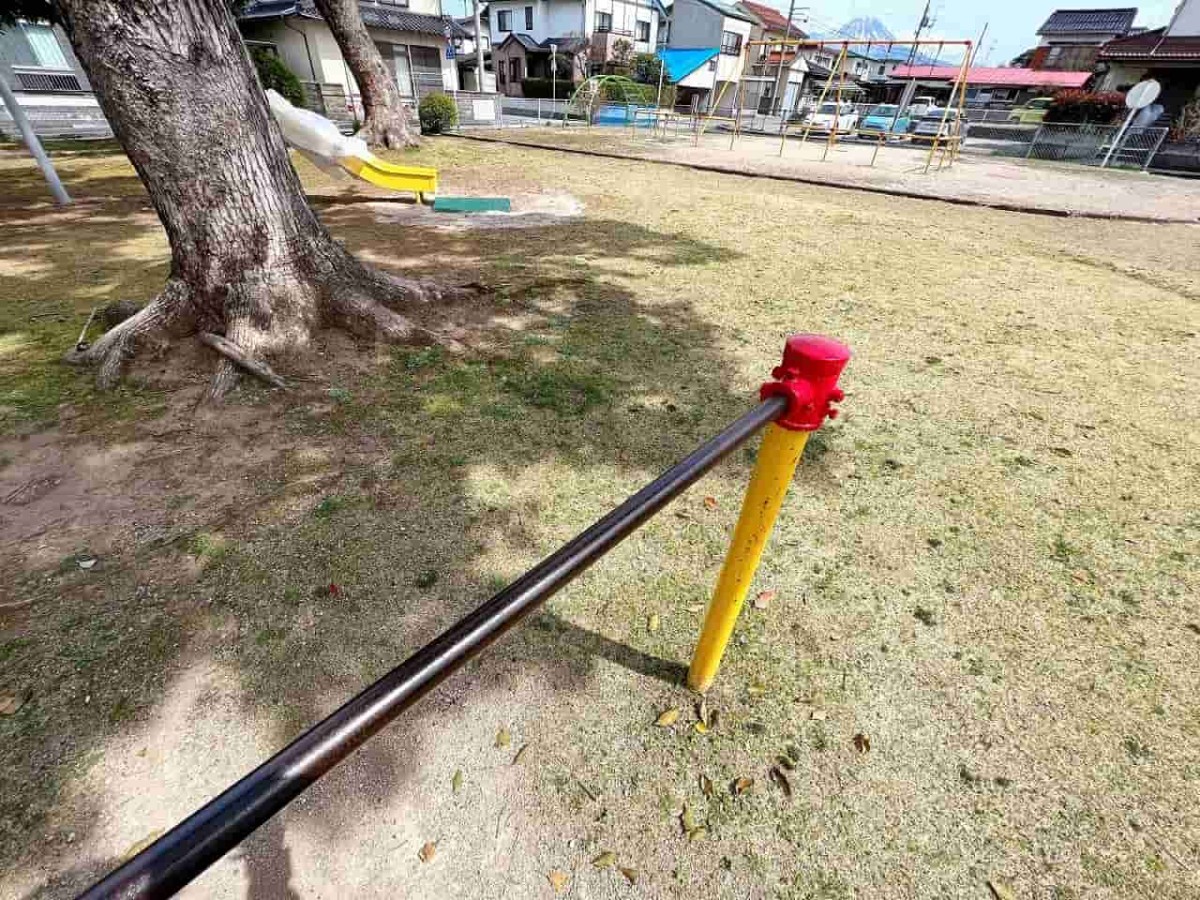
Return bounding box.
[897,0,933,113]
[473,0,487,92]
[771,3,808,119]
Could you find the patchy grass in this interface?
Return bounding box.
[0,140,1198,899]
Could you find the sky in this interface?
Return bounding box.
[756,1,1181,66]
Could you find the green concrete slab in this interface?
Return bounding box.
[432,196,512,213]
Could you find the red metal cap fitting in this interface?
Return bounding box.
[760,334,851,431]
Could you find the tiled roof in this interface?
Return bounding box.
[238,1,467,37]
[890,65,1092,88]
[1037,8,1137,35]
[1099,27,1200,60]
[737,1,791,32]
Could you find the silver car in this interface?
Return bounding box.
[911,109,968,144]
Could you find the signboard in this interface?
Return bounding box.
[1125,79,1161,110]
[446,46,456,59]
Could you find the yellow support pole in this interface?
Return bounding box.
[687,334,850,694]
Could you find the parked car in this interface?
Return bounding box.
[858,104,912,138]
[911,109,968,144]
[802,102,859,133]
[1007,97,1054,125]
[908,95,939,118]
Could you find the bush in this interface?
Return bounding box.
[418,93,458,134]
[632,52,663,85]
[1045,90,1126,124]
[1171,97,1200,143]
[250,47,303,106]
[520,78,577,99]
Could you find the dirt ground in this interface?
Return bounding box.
[1,139,1198,900]
[468,127,1200,223]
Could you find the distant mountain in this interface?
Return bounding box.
[811,16,948,65]
[834,16,896,43]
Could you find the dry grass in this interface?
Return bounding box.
[0,139,1197,899]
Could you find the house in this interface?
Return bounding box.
[736,0,808,114]
[454,9,496,92]
[237,0,465,124]
[887,65,1092,107]
[487,0,664,96]
[664,0,754,112]
[0,18,110,139]
[1097,0,1200,117]
[1030,7,1138,71]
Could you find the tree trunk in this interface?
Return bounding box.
[311,0,420,149]
[55,0,457,400]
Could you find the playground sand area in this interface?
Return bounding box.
[1,138,1198,899]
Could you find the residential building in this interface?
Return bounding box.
[237,1,465,125]
[454,10,496,92]
[737,0,807,114]
[0,19,109,139]
[1097,0,1200,116]
[487,0,664,96]
[1030,7,1138,71]
[887,64,1092,107]
[665,0,754,112]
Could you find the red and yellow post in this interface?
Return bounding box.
[687,335,851,693]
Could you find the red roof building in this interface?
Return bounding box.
[737,1,794,35]
[889,65,1092,89]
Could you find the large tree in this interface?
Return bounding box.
[37,0,460,400]
[311,0,419,149]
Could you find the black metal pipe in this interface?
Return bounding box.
[78,396,789,900]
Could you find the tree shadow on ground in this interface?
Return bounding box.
[2,204,776,897]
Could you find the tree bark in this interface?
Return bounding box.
[311,0,420,149]
[54,0,457,400]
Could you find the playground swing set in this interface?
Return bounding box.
[692,38,974,173]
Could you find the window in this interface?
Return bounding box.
[497,63,506,85]
[6,22,70,69]
[720,30,741,56]
[877,65,885,75]
[596,11,612,32]
[1045,45,1063,66]
[524,6,533,29]
[497,9,511,31]
[509,57,522,81]
[636,20,650,42]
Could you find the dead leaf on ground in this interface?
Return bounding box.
[512,743,530,765]
[703,496,718,510]
[654,708,680,727]
[697,697,708,726]
[619,866,638,885]
[451,769,463,793]
[547,870,569,894]
[647,613,660,633]
[120,828,164,863]
[693,721,710,735]
[733,776,754,795]
[769,765,793,798]
[592,850,616,869]
[810,709,827,721]
[418,840,437,863]
[681,803,697,833]
[495,727,511,748]
[699,773,714,797]
[686,603,704,613]
[852,732,871,754]
[0,693,27,716]
[987,878,1017,900]
[753,589,776,610]
[686,825,707,841]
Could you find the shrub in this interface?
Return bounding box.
[250,47,303,106]
[520,78,577,99]
[418,92,458,134]
[1045,90,1126,124]
[1170,97,1200,143]
[632,52,663,85]
[611,38,633,67]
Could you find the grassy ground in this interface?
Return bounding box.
[0,139,1197,899]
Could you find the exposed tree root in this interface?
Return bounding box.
[357,108,420,150]
[198,333,288,390]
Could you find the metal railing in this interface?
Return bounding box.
[1025,122,1169,170]
[75,395,795,899]
[0,103,112,140]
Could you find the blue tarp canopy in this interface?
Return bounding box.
[657,47,719,83]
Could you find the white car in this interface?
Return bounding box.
[802,102,859,133]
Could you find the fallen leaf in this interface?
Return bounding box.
[681,803,696,833]
[619,866,638,885]
[693,721,710,735]
[852,732,871,754]
[547,870,569,894]
[451,769,463,794]
[697,697,708,726]
[495,727,511,748]
[686,603,704,613]
[769,765,793,798]
[654,708,680,727]
[699,773,714,797]
[120,828,164,862]
[987,878,1016,900]
[733,776,754,795]
[686,826,707,841]
[753,589,776,610]
[647,613,660,633]
[0,693,27,716]
[512,743,530,765]
[418,840,436,863]
[810,709,827,722]
[592,850,616,869]
[703,496,718,510]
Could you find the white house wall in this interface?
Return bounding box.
[715,16,750,81]
[1168,0,1200,36]
[487,0,657,51]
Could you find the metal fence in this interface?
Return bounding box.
[0,102,112,141]
[1024,123,1169,169]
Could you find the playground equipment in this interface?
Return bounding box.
[266,90,438,203]
[76,334,850,900]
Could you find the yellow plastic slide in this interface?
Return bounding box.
[340,153,437,203]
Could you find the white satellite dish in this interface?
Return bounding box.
[1125,79,1161,110]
